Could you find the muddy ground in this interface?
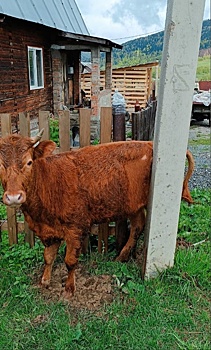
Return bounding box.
[34,261,115,312]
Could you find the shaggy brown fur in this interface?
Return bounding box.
[0,135,194,296]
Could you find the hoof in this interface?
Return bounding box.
[115,251,130,262]
[41,277,50,288]
[61,289,74,301]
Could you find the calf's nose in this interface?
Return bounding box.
[3,191,26,206]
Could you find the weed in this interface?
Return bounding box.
[49,118,59,146]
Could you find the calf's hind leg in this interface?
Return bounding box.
[116,208,146,262]
[64,231,82,296]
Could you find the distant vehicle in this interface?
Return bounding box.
[192,82,211,126]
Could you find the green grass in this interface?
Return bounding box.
[0,189,210,350]
[196,56,210,81]
[178,189,210,244]
[189,138,210,146]
[152,55,210,81]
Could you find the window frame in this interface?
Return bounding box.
[27,46,44,90]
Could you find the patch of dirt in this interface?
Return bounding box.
[33,235,194,310]
[176,237,192,249]
[34,263,114,312]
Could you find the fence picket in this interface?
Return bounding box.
[98,107,112,253]
[7,207,18,245]
[132,112,138,140]
[59,110,70,152]
[132,101,157,141]
[39,111,50,140]
[79,109,91,147]
[100,107,112,144]
[19,112,35,247]
[19,112,30,136]
[0,114,18,245]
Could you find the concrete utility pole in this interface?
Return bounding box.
[143,0,206,278]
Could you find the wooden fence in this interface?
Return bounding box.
[0,103,157,253]
[131,100,157,141]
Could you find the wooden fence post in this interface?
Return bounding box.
[19,112,35,247]
[19,112,30,136]
[79,108,91,253]
[100,107,112,144]
[0,114,18,245]
[98,107,112,253]
[132,101,157,141]
[7,206,18,245]
[79,108,91,147]
[112,108,129,254]
[39,111,50,140]
[59,110,70,152]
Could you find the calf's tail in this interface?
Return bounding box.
[182,150,194,204]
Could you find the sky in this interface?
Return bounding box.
[76,0,210,44]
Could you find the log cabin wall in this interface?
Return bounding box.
[0,16,53,118]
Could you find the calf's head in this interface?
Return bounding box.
[0,130,56,207]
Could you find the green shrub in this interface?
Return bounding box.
[49,118,59,146]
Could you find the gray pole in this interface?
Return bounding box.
[143,0,206,278]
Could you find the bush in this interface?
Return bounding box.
[49,118,59,146]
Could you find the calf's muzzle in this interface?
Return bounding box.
[3,190,26,207]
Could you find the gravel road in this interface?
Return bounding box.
[187,121,210,190]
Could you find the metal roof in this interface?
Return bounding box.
[0,0,89,35]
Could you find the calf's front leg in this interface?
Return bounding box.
[41,240,61,287]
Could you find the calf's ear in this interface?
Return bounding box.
[33,141,56,159]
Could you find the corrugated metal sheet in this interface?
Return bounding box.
[0,0,89,35]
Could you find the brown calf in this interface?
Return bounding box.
[0,132,194,296]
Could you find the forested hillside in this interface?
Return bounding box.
[112,19,211,68]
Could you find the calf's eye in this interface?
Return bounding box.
[27,160,33,166]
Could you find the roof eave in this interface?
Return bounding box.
[60,31,122,49]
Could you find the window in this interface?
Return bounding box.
[28,47,44,89]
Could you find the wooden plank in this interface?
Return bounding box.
[19,112,30,136]
[78,108,91,253]
[0,221,24,232]
[81,63,158,111]
[7,207,18,245]
[19,112,35,247]
[39,111,50,140]
[0,114,18,245]
[1,113,12,136]
[59,110,70,152]
[138,112,144,140]
[98,223,109,253]
[149,102,156,140]
[131,112,137,140]
[0,220,113,234]
[100,107,112,144]
[143,108,150,141]
[24,221,35,247]
[98,107,112,253]
[79,109,91,147]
